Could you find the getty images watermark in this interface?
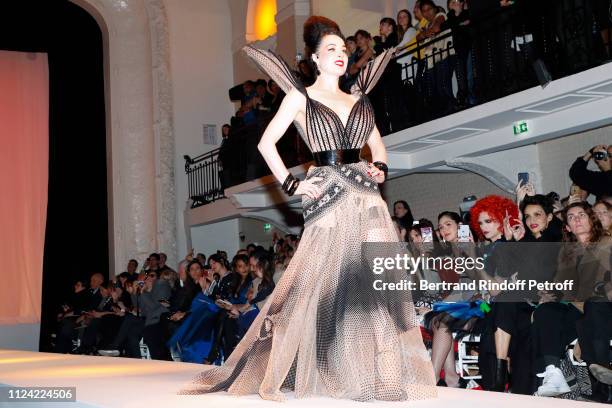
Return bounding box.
[360,242,596,302]
[371,253,573,293]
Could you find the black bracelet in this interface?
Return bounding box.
[288,179,300,196]
[282,173,294,191]
[372,161,388,181]
[282,173,301,195]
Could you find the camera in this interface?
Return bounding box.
[593,151,608,161]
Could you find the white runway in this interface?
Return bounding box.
[0,350,599,408]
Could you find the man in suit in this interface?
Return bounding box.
[54,273,104,353]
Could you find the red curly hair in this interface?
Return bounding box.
[469,195,519,240]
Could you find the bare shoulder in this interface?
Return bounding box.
[284,88,307,107]
[281,88,307,123]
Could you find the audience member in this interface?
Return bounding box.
[570,145,612,199]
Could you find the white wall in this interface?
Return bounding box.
[164,0,236,257]
[382,123,611,223]
[239,217,279,249]
[191,219,240,259]
[383,171,507,223]
[537,124,611,200]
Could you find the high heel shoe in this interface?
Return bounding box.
[493,358,508,392]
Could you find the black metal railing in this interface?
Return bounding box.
[185,113,312,208]
[386,0,611,131]
[186,0,611,207]
[185,149,224,207]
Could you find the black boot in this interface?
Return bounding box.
[493,359,508,392]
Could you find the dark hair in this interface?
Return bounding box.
[594,199,612,213]
[208,253,228,270]
[231,254,249,270]
[229,254,251,298]
[520,194,554,215]
[250,249,274,289]
[562,202,604,243]
[437,211,461,225]
[117,272,131,285]
[393,200,414,228]
[354,29,372,40]
[128,259,138,267]
[303,16,344,77]
[148,253,160,261]
[246,243,256,250]
[186,259,202,273]
[346,35,356,43]
[379,17,397,33]
[420,0,437,11]
[396,9,413,40]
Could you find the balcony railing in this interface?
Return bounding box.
[186,0,611,208]
[185,114,312,208]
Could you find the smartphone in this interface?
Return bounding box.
[420,227,433,243]
[216,299,232,308]
[518,172,529,185]
[458,224,471,242]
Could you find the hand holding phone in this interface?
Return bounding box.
[420,227,433,243]
[458,224,471,242]
[215,299,233,309]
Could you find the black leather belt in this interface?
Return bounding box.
[313,149,361,166]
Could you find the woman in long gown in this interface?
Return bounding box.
[179,16,437,402]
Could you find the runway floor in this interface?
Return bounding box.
[0,349,600,408]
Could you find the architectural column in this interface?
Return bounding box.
[275,0,311,61]
[70,0,177,274]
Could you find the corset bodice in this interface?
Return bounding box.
[297,93,374,152]
[243,45,394,153]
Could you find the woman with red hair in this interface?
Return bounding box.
[467,195,534,394]
[469,195,520,242]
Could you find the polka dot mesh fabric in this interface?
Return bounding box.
[178,46,437,402]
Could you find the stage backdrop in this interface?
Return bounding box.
[0,50,49,350]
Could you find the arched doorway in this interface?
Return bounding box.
[0,0,108,351]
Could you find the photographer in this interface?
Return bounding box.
[569,145,612,198]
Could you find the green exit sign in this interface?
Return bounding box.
[513,121,528,135]
[264,223,271,232]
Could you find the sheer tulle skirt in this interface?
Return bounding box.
[179,162,437,402]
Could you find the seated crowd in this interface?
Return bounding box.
[392,144,612,402]
[55,142,611,402]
